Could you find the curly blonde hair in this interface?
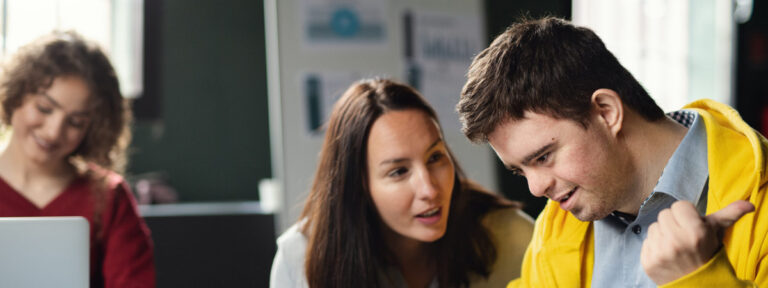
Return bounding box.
[0,31,131,173]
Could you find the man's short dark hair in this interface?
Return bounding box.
[458,17,665,143]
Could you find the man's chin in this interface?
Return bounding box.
[571,209,611,222]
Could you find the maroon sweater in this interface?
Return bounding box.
[0,170,155,288]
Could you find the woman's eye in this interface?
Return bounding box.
[36,105,53,114]
[67,118,87,129]
[427,152,444,164]
[388,167,408,178]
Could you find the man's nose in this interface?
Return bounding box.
[526,171,554,198]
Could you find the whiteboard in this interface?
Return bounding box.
[265,0,498,233]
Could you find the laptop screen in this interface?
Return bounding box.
[0,217,89,288]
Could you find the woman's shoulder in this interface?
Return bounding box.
[271,222,309,287]
[274,221,310,268]
[482,207,534,234]
[276,222,308,249]
[470,207,534,287]
[481,207,534,254]
[80,164,127,191]
[77,165,136,210]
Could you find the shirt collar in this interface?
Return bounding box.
[651,110,709,205]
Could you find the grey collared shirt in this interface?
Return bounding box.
[591,110,709,288]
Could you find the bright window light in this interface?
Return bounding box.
[1,0,143,98]
[572,0,736,111]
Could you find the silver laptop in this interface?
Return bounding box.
[0,217,89,288]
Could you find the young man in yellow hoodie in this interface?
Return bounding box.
[458,17,767,287]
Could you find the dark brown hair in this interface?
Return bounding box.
[300,78,516,287]
[458,17,665,143]
[0,31,131,173]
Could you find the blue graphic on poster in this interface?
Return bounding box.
[302,0,387,47]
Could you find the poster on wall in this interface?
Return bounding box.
[403,10,485,132]
[301,0,388,50]
[302,71,368,135]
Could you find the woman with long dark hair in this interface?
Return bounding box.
[270,78,533,287]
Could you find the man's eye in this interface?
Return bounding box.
[536,153,550,163]
[510,168,524,177]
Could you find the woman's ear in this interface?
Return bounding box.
[591,88,624,136]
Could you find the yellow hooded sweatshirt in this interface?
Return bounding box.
[508,99,768,288]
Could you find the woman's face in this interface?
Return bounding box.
[9,76,92,166]
[366,109,455,244]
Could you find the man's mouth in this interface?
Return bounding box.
[557,187,577,203]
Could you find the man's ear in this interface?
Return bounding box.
[591,89,623,136]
